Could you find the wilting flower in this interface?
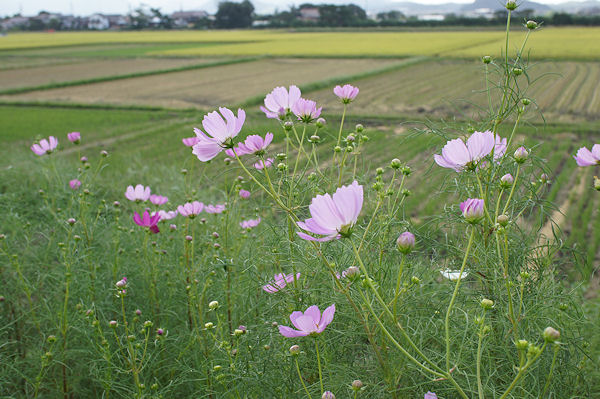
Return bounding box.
[182,137,198,147]
[191,107,246,162]
[254,158,274,170]
[133,210,160,234]
[278,304,336,337]
[205,204,226,214]
[573,144,600,167]
[396,232,415,254]
[234,133,273,156]
[424,392,438,399]
[31,136,58,156]
[239,189,251,199]
[440,269,469,281]
[149,194,169,206]
[297,180,363,242]
[333,84,359,104]
[125,184,151,202]
[262,272,300,293]
[460,198,484,224]
[69,179,81,190]
[177,201,204,218]
[260,85,301,119]
[292,98,322,123]
[434,131,506,172]
[155,210,177,220]
[67,132,81,144]
[240,218,261,229]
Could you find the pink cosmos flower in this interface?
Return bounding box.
[205,204,226,214]
[262,272,301,293]
[239,189,251,199]
[191,107,246,162]
[333,84,359,104]
[292,98,322,123]
[434,131,506,172]
[254,158,274,170]
[260,85,301,119]
[149,194,169,206]
[240,217,261,229]
[31,136,58,156]
[297,180,363,242]
[69,179,81,190]
[67,132,81,143]
[133,210,161,234]
[155,210,177,220]
[234,133,274,156]
[424,392,438,399]
[573,144,600,167]
[460,198,485,224]
[278,304,336,337]
[125,184,151,202]
[177,201,204,217]
[182,137,199,147]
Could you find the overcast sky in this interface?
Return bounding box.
[1,0,587,16]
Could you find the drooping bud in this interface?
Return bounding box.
[396,232,415,254]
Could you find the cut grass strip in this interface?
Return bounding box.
[0,56,260,95]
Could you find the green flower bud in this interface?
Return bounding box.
[401,166,411,176]
[213,365,222,372]
[376,167,384,175]
[47,335,57,343]
[276,153,287,161]
[390,158,402,169]
[209,301,219,310]
[513,68,523,76]
[516,339,529,350]
[289,344,300,355]
[497,214,509,227]
[352,380,363,391]
[334,146,342,153]
[482,55,492,64]
[522,98,531,105]
[506,0,517,10]
[204,322,214,329]
[355,124,364,133]
[526,20,538,29]
[411,276,421,284]
[481,298,494,310]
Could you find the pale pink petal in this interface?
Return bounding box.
[278,325,309,338]
[317,304,335,332]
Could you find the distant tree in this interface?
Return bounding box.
[215,1,254,29]
[319,4,367,27]
[129,7,151,29]
[150,8,173,29]
[377,10,405,22]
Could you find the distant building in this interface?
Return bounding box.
[88,14,109,30]
[171,10,208,28]
[463,8,496,19]
[106,14,129,29]
[0,16,30,30]
[299,7,320,22]
[417,14,445,21]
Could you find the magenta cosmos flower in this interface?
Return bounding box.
[191,107,246,162]
[125,184,151,202]
[333,84,359,104]
[133,210,161,234]
[254,158,274,170]
[292,98,322,123]
[240,217,261,229]
[573,144,600,167]
[69,179,81,190]
[233,133,274,156]
[278,304,336,337]
[205,204,226,214]
[67,132,81,144]
[460,198,485,224]
[434,131,506,172]
[262,272,300,293]
[31,136,58,156]
[260,85,301,119]
[149,194,168,206]
[297,180,363,242]
[177,201,203,218]
[239,189,251,199]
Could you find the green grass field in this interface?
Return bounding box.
[1,25,599,398]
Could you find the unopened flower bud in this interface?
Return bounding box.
[526,20,538,29]
[316,117,326,128]
[47,335,57,343]
[204,322,214,329]
[234,329,244,336]
[277,162,288,171]
[185,235,192,242]
[0,234,5,240]
[135,309,142,316]
[396,232,415,254]
[67,218,76,226]
[213,365,222,371]
[514,147,529,163]
[527,344,541,357]
[390,158,402,169]
[401,166,411,176]
[522,98,531,106]
[109,320,117,328]
[513,68,523,76]
[543,327,560,342]
[224,157,232,165]
[482,55,492,64]
[310,135,321,143]
[376,167,384,175]
[402,189,411,197]
[181,168,188,175]
[213,243,220,249]
[345,266,360,280]
[594,176,600,191]
[352,380,363,391]
[276,153,287,161]
[500,173,514,188]
[263,344,270,350]
[289,344,300,355]
[209,301,219,310]
[540,173,549,184]
[334,146,342,153]
[322,391,335,399]
[346,134,355,143]
[481,298,494,309]
[284,121,293,131]
[506,0,517,10]
[156,328,164,336]
[355,124,364,133]
[169,224,177,231]
[516,339,529,350]
[345,146,353,152]
[411,276,420,284]
[497,214,509,227]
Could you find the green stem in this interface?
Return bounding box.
[392,255,406,320]
[541,344,559,398]
[294,357,312,399]
[315,338,324,395]
[476,312,487,399]
[445,228,475,372]
[499,342,548,399]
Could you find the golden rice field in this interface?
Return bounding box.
[0,28,599,59]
